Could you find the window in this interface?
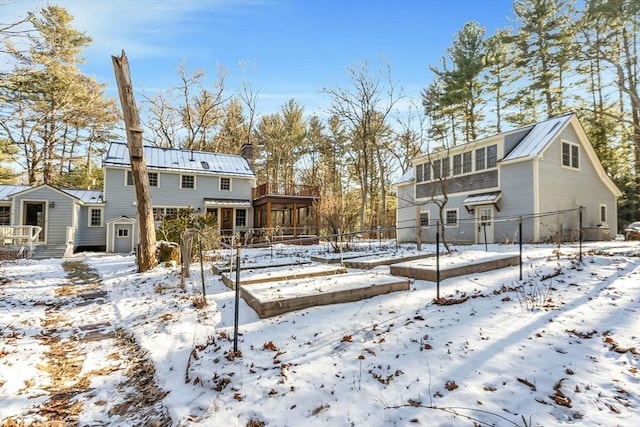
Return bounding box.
[181,174,195,189]
[487,145,497,168]
[220,177,231,191]
[0,206,10,225]
[462,152,472,173]
[153,207,163,221]
[148,172,158,187]
[562,142,579,169]
[88,208,103,227]
[235,209,246,227]
[433,159,442,179]
[423,163,431,181]
[416,164,424,182]
[453,154,462,175]
[127,171,158,187]
[445,209,459,227]
[599,204,607,224]
[442,157,450,177]
[206,208,218,223]
[475,147,486,171]
[117,228,129,238]
[420,211,430,227]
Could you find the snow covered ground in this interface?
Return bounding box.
[1,241,639,426]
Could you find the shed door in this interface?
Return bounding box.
[477,207,494,244]
[114,224,133,253]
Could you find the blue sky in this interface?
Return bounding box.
[4,0,516,116]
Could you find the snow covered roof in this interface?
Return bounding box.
[204,198,252,207]
[393,168,414,186]
[103,142,255,178]
[503,113,574,161]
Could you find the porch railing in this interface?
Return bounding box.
[0,225,43,252]
[253,182,320,199]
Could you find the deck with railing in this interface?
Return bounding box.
[253,182,320,199]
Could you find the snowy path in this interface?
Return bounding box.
[0,257,171,425]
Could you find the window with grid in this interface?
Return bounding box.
[487,145,497,168]
[181,175,195,189]
[462,152,472,173]
[475,147,486,171]
[220,177,231,191]
[235,209,246,227]
[420,212,430,226]
[89,208,103,227]
[445,209,458,226]
[148,172,158,187]
[416,164,423,182]
[0,206,10,225]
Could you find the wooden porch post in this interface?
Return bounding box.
[293,203,298,238]
[266,200,272,229]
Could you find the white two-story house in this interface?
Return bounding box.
[395,113,622,244]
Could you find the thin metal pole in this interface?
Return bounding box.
[199,239,205,296]
[519,217,523,281]
[483,222,488,252]
[579,206,583,262]
[233,244,241,353]
[436,221,440,300]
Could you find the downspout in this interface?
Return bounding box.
[533,158,540,242]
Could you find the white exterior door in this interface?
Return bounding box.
[477,206,494,244]
[114,223,133,253]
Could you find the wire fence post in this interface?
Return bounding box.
[483,222,488,252]
[233,243,241,353]
[579,206,583,262]
[199,239,205,297]
[518,216,523,281]
[436,221,440,301]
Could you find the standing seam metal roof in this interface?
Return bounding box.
[502,113,574,161]
[103,142,255,177]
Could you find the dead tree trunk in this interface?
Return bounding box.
[112,50,157,272]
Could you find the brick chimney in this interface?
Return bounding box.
[241,142,254,170]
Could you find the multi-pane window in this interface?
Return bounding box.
[117,228,129,238]
[475,147,486,171]
[416,164,424,182]
[453,154,462,175]
[462,152,472,173]
[0,206,10,225]
[235,209,246,227]
[220,177,231,191]
[445,209,458,226]
[562,142,579,169]
[206,208,218,223]
[487,145,497,168]
[442,157,450,177]
[127,171,158,187]
[89,208,103,227]
[181,174,195,189]
[420,212,430,226]
[148,172,158,187]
